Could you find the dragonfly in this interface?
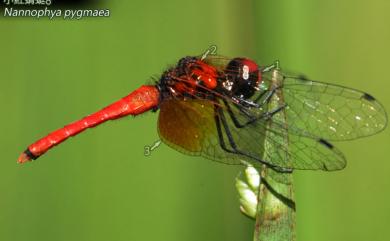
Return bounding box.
[18,55,388,174]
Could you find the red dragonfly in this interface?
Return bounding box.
[18,55,387,173]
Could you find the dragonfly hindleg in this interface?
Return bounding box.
[215,106,291,173]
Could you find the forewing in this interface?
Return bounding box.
[280,76,388,141]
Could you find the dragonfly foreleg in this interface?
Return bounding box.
[260,104,288,120]
[223,100,287,129]
[254,87,282,107]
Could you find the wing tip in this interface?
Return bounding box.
[318,138,347,171]
[361,92,388,135]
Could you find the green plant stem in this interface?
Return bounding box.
[254,67,296,241]
[254,171,295,241]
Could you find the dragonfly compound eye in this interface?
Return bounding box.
[225,58,262,99]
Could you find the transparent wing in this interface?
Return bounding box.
[225,100,346,171]
[277,75,388,141]
[157,97,346,171]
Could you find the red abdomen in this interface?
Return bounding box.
[18,85,159,163]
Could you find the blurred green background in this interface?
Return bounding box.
[1,0,389,241]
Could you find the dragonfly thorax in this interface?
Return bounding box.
[158,56,219,98]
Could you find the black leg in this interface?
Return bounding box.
[217,106,288,172]
[214,106,237,155]
[217,107,239,149]
[254,87,281,106]
[260,103,287,120]
[214,105,292,173]
[223,100,256,128]
[230,88,276,110]
[224,100,287,129]
[253,89,269,103]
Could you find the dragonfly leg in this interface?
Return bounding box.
[223,100,256,128]
[223,100,287,128]
[254,86,282,107]
[253,90,269,104]
[215,106,291,173]
[214,106,239,155]
[259,104,288,120]
[232,87,280,109]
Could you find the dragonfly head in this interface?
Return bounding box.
[224,58,262,99]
